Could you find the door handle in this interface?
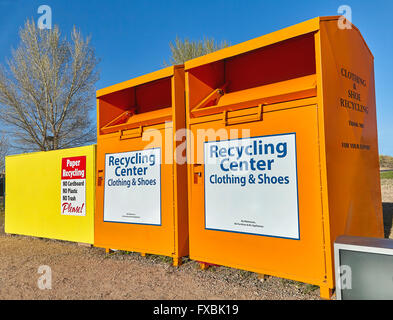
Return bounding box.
[223,104,264,126]
[193,164,203,183]
[97,169,104,186]
[119,126,143,140]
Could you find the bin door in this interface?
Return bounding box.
[95,124,175,256]
[188,101,327,286]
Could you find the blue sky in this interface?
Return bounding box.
[0,0,392,155]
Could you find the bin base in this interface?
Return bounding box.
[257,274,269,282]
[199,262,208,270]
[77,242,92,248]
[102,247,184,268]
[198,261,220,270]
[173,257,182,267]
[320,287,333,300]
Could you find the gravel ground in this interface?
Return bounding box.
[0,181,391,300]
[382,179,393,203]
[0,234,320,300]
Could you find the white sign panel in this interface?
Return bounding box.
[61,156,86,216]
[204,133,299,239]
[104,148,161,225]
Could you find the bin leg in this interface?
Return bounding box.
[173,257,182,267]
[320,287,333,300]
[105,248,113,254]
[140,252,146,257]
[199,262,209,270]
[78,242,92,248]
[257,274,268,282]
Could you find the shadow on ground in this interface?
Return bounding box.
[383,202,393,238]
[0,210,4,235]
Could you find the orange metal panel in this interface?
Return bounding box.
[318,20,383,285]
[185,16,382,299]
[188,102,326,285]
[96,66,180,97]
[190,75,317,118]
[95,66,188,263]
[184,18,321,71]
[92,15,381,299]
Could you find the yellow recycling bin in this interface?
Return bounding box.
[5,145,96,244]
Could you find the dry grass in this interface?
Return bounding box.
[382,178,393,202]
[380,155,393,170]
[381,171,393,179]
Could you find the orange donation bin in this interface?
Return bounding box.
[185,16,383,298]
[95,66,188,266]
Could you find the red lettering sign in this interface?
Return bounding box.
[61,156,86,180]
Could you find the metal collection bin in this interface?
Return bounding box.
[2,16,383,300]
[5,145,96,244]
[184,16,382,298]
[95,66,188,266]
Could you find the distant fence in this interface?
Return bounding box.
[0,173,4,210]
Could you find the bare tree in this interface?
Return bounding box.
[0,135,7,172]
[166,36,230,65]
[0,19,99,151]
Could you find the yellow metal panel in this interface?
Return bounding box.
[5,145,96,244]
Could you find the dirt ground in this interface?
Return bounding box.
[0,180,392,300]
